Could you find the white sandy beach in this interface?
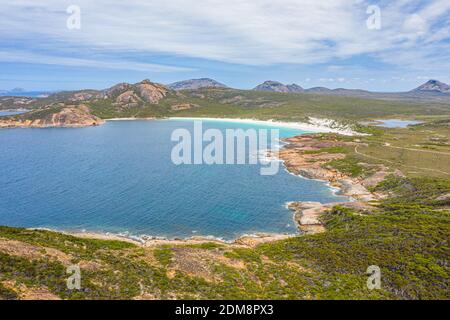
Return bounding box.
[168,116,360,136]
[104,116,361,135]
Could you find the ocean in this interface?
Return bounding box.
[0,118,347,240]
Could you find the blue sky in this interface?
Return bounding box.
[1,0,449,92]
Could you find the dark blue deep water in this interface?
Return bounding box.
[0,118,347,240]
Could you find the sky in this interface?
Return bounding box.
[0,0,449,92]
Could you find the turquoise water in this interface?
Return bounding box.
[0,119,347,240]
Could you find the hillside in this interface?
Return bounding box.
[0,159,448,299]
[252,80,450,101]
[172,87,450,121]
[0,92,449,300]
[1,79,450,126]
[253,80,304,93]
[0,104,104,128]
[413,80,450,94]
[0,96,37,111]
[88,85,450,122]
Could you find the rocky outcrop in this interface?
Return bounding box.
[102,80,169,106]
[253,81,304,93]
[338,179,374,202]
[68,91,102,101]
[103,83,133,98]
[288,201,373,235]
[360,168,404,188]
[116,90,140,105]
[412,79,450,94]
[279,134,406,234]
[435,193,450,202]
[0,96,36,110]
[279,134,377,201]
[135,80,169,103]
[0,104,104,128]
[288,202,328,234]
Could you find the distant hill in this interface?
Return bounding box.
[168,78,227,90]
[102,79,170,105]
[0,104,104,128]
[0,89,51,98]
[0,79,174,114]
[305,87,332,93]
[253,81,303,93]
[412,80,450,94]
[2,78,450,122]
[251,79,450,102]
[42,79,172,107]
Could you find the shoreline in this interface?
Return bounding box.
[168,116,360,136]
[2,113,361,136]
[35,134,374,247]
[277,134,392,234]
[104,115,360,136]
[28,226,298,247]
[53,229,297,248]
[105,117,156,121]
[21,118,372,247]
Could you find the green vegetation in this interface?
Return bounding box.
[153,246,173,266]
[0,282,19,300]
[231,176,449,299]
[0,226,135,254]
[1,88,449,300]
[315,121,450,179]
[326,156,365,177]
[182,89,450,119]
[303,146,347,154]
[0,176,448,300]
[373,175,450,206]
[183,242,224,250]
[83,87,450,121]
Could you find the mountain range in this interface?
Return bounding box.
[253,79,450,95]
[253,81,304,93]
[1,78,450,113]
[2,79,450,100]
[1,78,450,128]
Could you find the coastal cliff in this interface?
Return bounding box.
[279,134,384,200]
[0,104,104,128]
[278,134,403,234]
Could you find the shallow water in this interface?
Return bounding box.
[375,119,423,128]
[0,119,347,240]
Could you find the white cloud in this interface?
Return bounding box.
[0,50,193,72]
[0,0,448,71]
[403,14,427,36]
